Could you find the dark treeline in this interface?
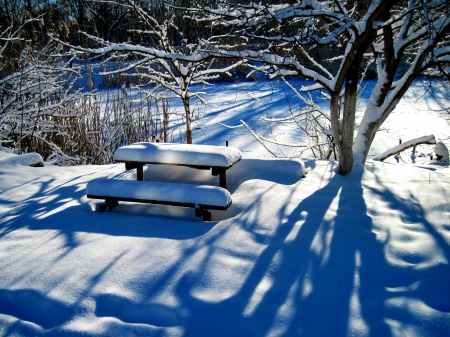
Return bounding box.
[0,0,234,68]
[0,1,177,74]
[1,0,375,77]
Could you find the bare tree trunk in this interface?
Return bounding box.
[338,74,359,175]
[330,93,341,150]
[163,99,168,142]
[353,98,399,168]
[182,96,192,144]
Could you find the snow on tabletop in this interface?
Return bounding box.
[87,179,232,207]
[114,142,242,168]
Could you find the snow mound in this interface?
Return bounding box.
[0,152,43,167]
[434,142,449,162]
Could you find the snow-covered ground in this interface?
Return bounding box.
[1,80,450,336]
[185,79,450,163]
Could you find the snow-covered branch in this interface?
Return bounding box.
[54,0,246,144]
[185,0,450,174]
[372,135,436,161]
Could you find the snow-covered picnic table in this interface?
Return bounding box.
[87,142,241,221]
[114,142,242,190]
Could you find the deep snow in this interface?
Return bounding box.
[0,79,450,337]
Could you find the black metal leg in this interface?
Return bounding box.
[100,199,119,212]
[219,171,226,189]
[136,165,144,181]
[202,210,211,221]
[212,167,227,190]
[195,208,202,217]
[195,208,212,221]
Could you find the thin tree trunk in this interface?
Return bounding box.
[339,74,359,175]
[182,97,192,144]
[330,93,341,150]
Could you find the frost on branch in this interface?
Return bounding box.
[0,35,86,164]
[239,78,336,160]
[189,0,450,175]
[57,0,245,145]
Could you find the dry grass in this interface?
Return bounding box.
[22,88,176,165]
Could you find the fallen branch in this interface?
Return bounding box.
[373,135,436,162]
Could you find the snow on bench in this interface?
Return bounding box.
[86,179,232,221]
[114,142,242,189]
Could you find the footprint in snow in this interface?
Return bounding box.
[0,289,73,329]
[95,294,181,327]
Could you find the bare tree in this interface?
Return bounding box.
[56,0,244,144]
[190,0,450,174]
[0,33,85,161]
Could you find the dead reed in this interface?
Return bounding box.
[22,88,176,165]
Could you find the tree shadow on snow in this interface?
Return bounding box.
[362,173,450,335]
[163,166,450,337]
[3,161,448,336]
[0,172,217,245]
[0,251,126,336]
[171,170,394,337]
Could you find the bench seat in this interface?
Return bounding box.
[86,179,232,221]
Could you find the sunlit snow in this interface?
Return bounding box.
[1,79,449,337]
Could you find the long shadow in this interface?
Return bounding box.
[1,156,303,245]
[86,176,305,336]
[363,174,450,335]
[10,161,448,336]
[171,172,391,336]
[0,171,216,243]
[89,219,231,336]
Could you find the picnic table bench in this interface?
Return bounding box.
[87,142,241,221]
[114,142,242,190]
[86,179,232,221]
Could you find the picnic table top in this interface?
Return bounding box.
[114,142,242,169]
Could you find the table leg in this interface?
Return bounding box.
[212,167,227,190]
[136,164,144,181]
[219,171,226,189]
